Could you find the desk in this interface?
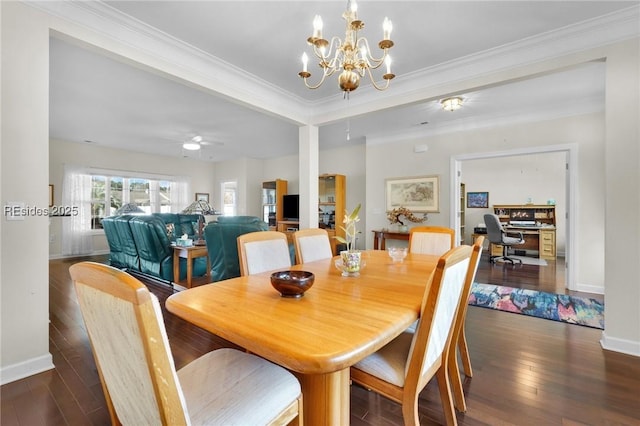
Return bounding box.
[478,227,556,260]
[166,250,438,424]
[172,245,210,288]
[372,229,410,250]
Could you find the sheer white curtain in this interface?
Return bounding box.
[170,176,190,213]
[61,165,93,256]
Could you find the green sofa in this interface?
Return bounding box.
[102,214,207,283]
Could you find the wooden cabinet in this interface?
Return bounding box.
[262,179,287,230]
[277,220,299,244]
[319,174,346,255]
[539,229,556,259]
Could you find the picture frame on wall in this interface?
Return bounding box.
[467,191,489,208]
[195,192,209,203]
[385,175,439,212]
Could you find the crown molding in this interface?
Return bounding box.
[309,5,640,125]
[27,0,312,125]
[28,1,639,128]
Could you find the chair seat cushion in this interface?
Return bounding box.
[503,236,523,244]
[352,330,414,388]
[177,348,300,425]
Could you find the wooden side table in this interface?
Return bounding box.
[172,245,210,288]
[371,230,410,250]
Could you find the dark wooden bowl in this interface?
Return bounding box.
[270,270,315,298]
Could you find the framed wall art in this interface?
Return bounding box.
[195,192,209,203]
[467,191,489,208]
[385,175,439,212]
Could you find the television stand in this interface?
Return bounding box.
[277,220,299,243]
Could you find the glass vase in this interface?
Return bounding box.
[339,250,362,277]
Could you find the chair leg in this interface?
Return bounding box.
[401,390,420,426]
[436,366,458,426]
[448,348,466,413]
[459,330,473,378]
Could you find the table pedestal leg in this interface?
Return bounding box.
[295,368,350,425]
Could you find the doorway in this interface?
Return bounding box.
[450,143,577,290]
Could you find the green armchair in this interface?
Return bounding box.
[204,216,269,282]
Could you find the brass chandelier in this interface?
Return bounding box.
[298,0,394,95]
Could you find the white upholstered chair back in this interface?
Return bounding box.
[409,249,470,380]
[70,261,303,426]
[238,231,291,276]
[408,226,455,255]
[350,245,472,426]
[293,228,333,264]
[71,262,189,425]
[449,236,484,412]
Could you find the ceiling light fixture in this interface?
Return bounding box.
[183,135,202,151]
[441,97,463,112]
[298,0,395,96]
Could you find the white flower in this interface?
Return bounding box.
[335,204,361,252]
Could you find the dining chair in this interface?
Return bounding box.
[69,261,303,426]
[350,244,472,426]
[448,236,484,413]
[408,226,455,255]
[237,231,291,276]
[292,228,333,264]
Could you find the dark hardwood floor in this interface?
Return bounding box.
[2,254,636,425]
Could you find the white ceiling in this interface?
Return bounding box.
[47,1,638,162]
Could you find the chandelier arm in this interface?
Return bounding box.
[302,71,329,90]
[311,36,343,62]
[365,66,392,91]
[357,37,388,65]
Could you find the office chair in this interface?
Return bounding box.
[483,213,525,264]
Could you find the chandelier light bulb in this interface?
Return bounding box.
[383,17,392,40]
[301,52,308,72]
[313,15,323,39]
[350,0,358,13]
[385,55,392,74]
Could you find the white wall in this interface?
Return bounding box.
[366,113,606,291]
[48,139,216,258]
[1,2,54,383]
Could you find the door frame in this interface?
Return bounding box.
[450,143,577,290]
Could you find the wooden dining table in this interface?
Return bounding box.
[166,249,440,425]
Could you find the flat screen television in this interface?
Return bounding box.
[282,194,299,221]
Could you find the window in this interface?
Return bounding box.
[222,181,237,216]
[88,175,184,229]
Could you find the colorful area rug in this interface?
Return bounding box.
[469,283,604,329]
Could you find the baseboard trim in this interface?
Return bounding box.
[49,249,109,260]
[1,353,54,385]
[600,332,640,357]
[575,282,604,295]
